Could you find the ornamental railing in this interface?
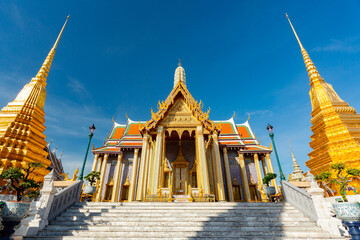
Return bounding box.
[281,180,318,221]
[48,180,83,220]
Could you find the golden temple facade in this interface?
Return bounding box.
[287,15,360,179]
[92,63,278,202]
[0,17,69,182]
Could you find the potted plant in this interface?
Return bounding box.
[0,162,43,222]
[83,171,100,194]
[262,173,277,196]
[315,163,360,221]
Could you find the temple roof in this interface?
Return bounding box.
[93,116,271,154]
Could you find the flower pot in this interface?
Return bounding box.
[2,202,30,222]
[332,202,360,221]
[264,186,276,196]
[83,186,96,195]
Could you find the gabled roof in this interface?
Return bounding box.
[143,82,221,133]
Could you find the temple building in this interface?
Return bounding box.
[92,63,279,202]
[0,17,69,182]
[287,15,360,189]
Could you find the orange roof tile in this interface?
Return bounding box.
[127,124,142,135]
[237,126,251,138]
[220,123,236,134]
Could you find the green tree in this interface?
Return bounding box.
[315,163,360,202]
[262,173,277,187]
[84,171,100,186]
[0,162,44,201]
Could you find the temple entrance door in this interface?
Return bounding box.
[174,166,188,195]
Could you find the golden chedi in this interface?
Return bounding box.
[0,16,69,182]
[287,14,360,191]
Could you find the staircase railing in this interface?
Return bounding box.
[14,170,83,237]
[281,179,341,237]
[48,180,83,220]
[281,180,317,220]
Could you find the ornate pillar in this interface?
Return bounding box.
[212,133,225,201]
[136,134,149,201]
[223,147,234,202]
[266,153,280,193]
[96,153,109,202]
[91,153,99,172]
[196,126,210,194]
[96,156,102,172]
[111,152,123,202]
[254,153,268,202]
[261,155,268,175]
[238,152,251,202]
[128,148,139,202]
[143,143,152,199]
[152,127,164,193]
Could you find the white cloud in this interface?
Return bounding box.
[312,38,360,53]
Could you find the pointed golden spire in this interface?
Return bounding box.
[286,14,322,85]
[33,15,70,87]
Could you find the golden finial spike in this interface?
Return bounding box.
[178,59,182,67]
[112,115,115,123]
[247,113,250,122]
[286,14,322,85]
[53,15,70,50]
[34,16,69,87]
[288,139,295,158]
[232,111,235,119]
[285,13,304,50]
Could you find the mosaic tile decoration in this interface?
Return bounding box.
[245,158,258,184]
[165,140,179,170]
[182,140,195,170]
[228,150,245,200]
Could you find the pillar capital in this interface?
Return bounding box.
[196,126,203,135]
[157,126,164,133]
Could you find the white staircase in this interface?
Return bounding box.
[25,202,345,240]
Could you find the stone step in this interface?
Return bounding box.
[62,211,303,218]
[66,208,300,215]
[49,219,317,227]
[68,206,298,211]
[43,225,322,232]
[36,230,334,238]
[25,237,345,240]
[55,215,310,222]
[71,203,296,210]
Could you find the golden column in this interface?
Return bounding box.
[266,153,279,193]
[96,156,103,172]
[111,152,124,202]
[91,153,99,172]
[143,144,153,199]
[196,126,210,194]
[238,152,251,202]
[152,126,164,193]
[212,133,225,201]
[223,147,234,202]
[254,153,268,202]
[96,153,109,202]
[260,155,269,175]
[135,134,149,201]
[128,148,139,202]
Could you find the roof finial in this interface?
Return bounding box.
[286,14,322,85]
[174,60,186,88]
[33,15,70,87]
[286,13,304,50]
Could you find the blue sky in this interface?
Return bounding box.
[1,1,360,179]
